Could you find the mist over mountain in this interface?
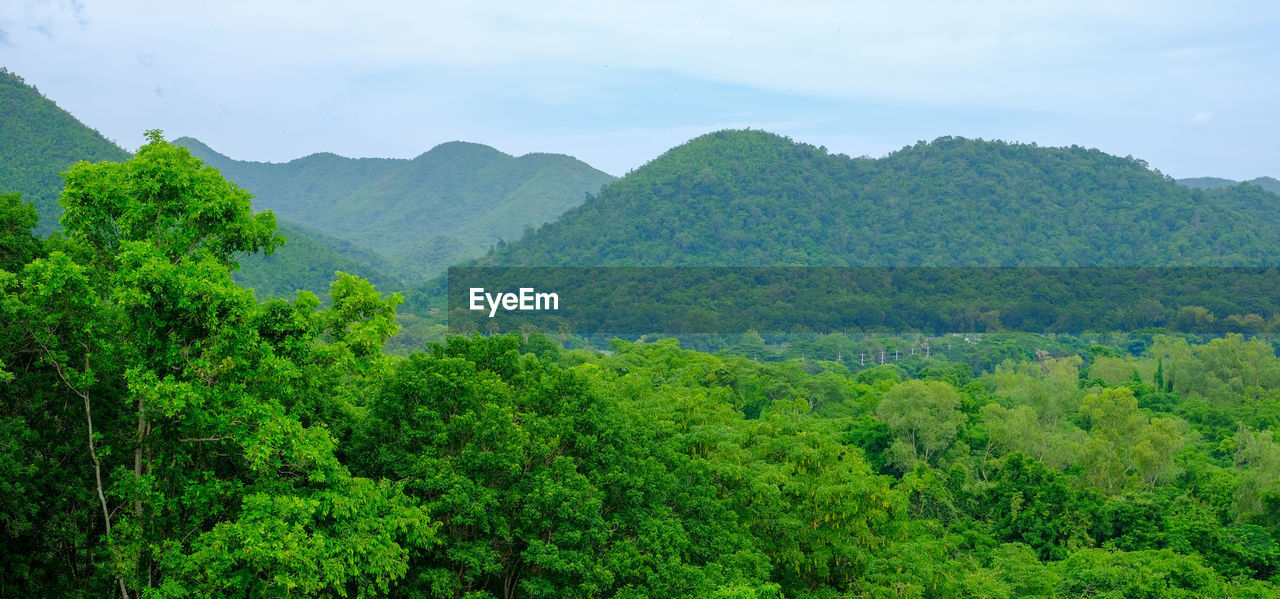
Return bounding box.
[176,137,616,282]
[479,130,1280,267]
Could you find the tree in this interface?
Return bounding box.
[1235,427,1280,532]
[1055,548,1228,598]
[982,454,1093,561]
[0,191,42,272]
[352,334,779,598]
[877,379,966,470]
[982,403,1083,470]
[2,132,432,597]
[1078,387,1185,493]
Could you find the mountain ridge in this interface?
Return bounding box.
[478,129,1280,268]
[174,136,616,282]
[1178,176,1280,195]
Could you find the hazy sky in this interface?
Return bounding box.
[3,1,1277,178]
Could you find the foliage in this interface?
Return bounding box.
[6,91,1280,597]
[0,133,431,597]
[877,380,966,470]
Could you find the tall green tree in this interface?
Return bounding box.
[877,379,967,470]
[1,132,432,597]
[0,191,42,272]
[1078,387,1185,493]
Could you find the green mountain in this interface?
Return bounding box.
[480,130,1280,267]
[1179,176,1280,195]
[0,69,399,300]
[175,137,616,282]
[0,68,130,233]
[175,137,404,218]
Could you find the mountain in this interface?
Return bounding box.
[0,68,130,233]
[479,130,1280,267]
[0,67,609,304]
[1179,176,1280,195]
[175,137,616,282]
[0,69,400,300]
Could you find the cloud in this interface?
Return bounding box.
[66,0,88,26]
[1188,112,1213,126]
[0,27,10,46]
[278,2,1224,109]
[5,1,1279,180]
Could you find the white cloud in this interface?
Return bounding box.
[1188,111,1213,126]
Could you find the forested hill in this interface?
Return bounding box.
[0,68,130,233]
[1179,176,1280,195]
[480,130,1280,266]
[176,136,616,281]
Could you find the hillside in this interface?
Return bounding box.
[480,130,1280,267]
[0,68,130,233]
[233,219,401,300]
[0,70,401,300]
[1179,176,1280,195]
[176,137,616,281]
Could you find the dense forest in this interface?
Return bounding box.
[477,130,1280,268]
[445,266,1280,340]
[3,135,1280,598]
[5,67,1280,598]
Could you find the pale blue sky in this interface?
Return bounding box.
[2,1,1277,178]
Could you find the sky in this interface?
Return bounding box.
[2,1,1278,179]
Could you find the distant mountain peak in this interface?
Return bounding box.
[172,135,217,153]
[1178,176,1280,195]
[413,140,511,163]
